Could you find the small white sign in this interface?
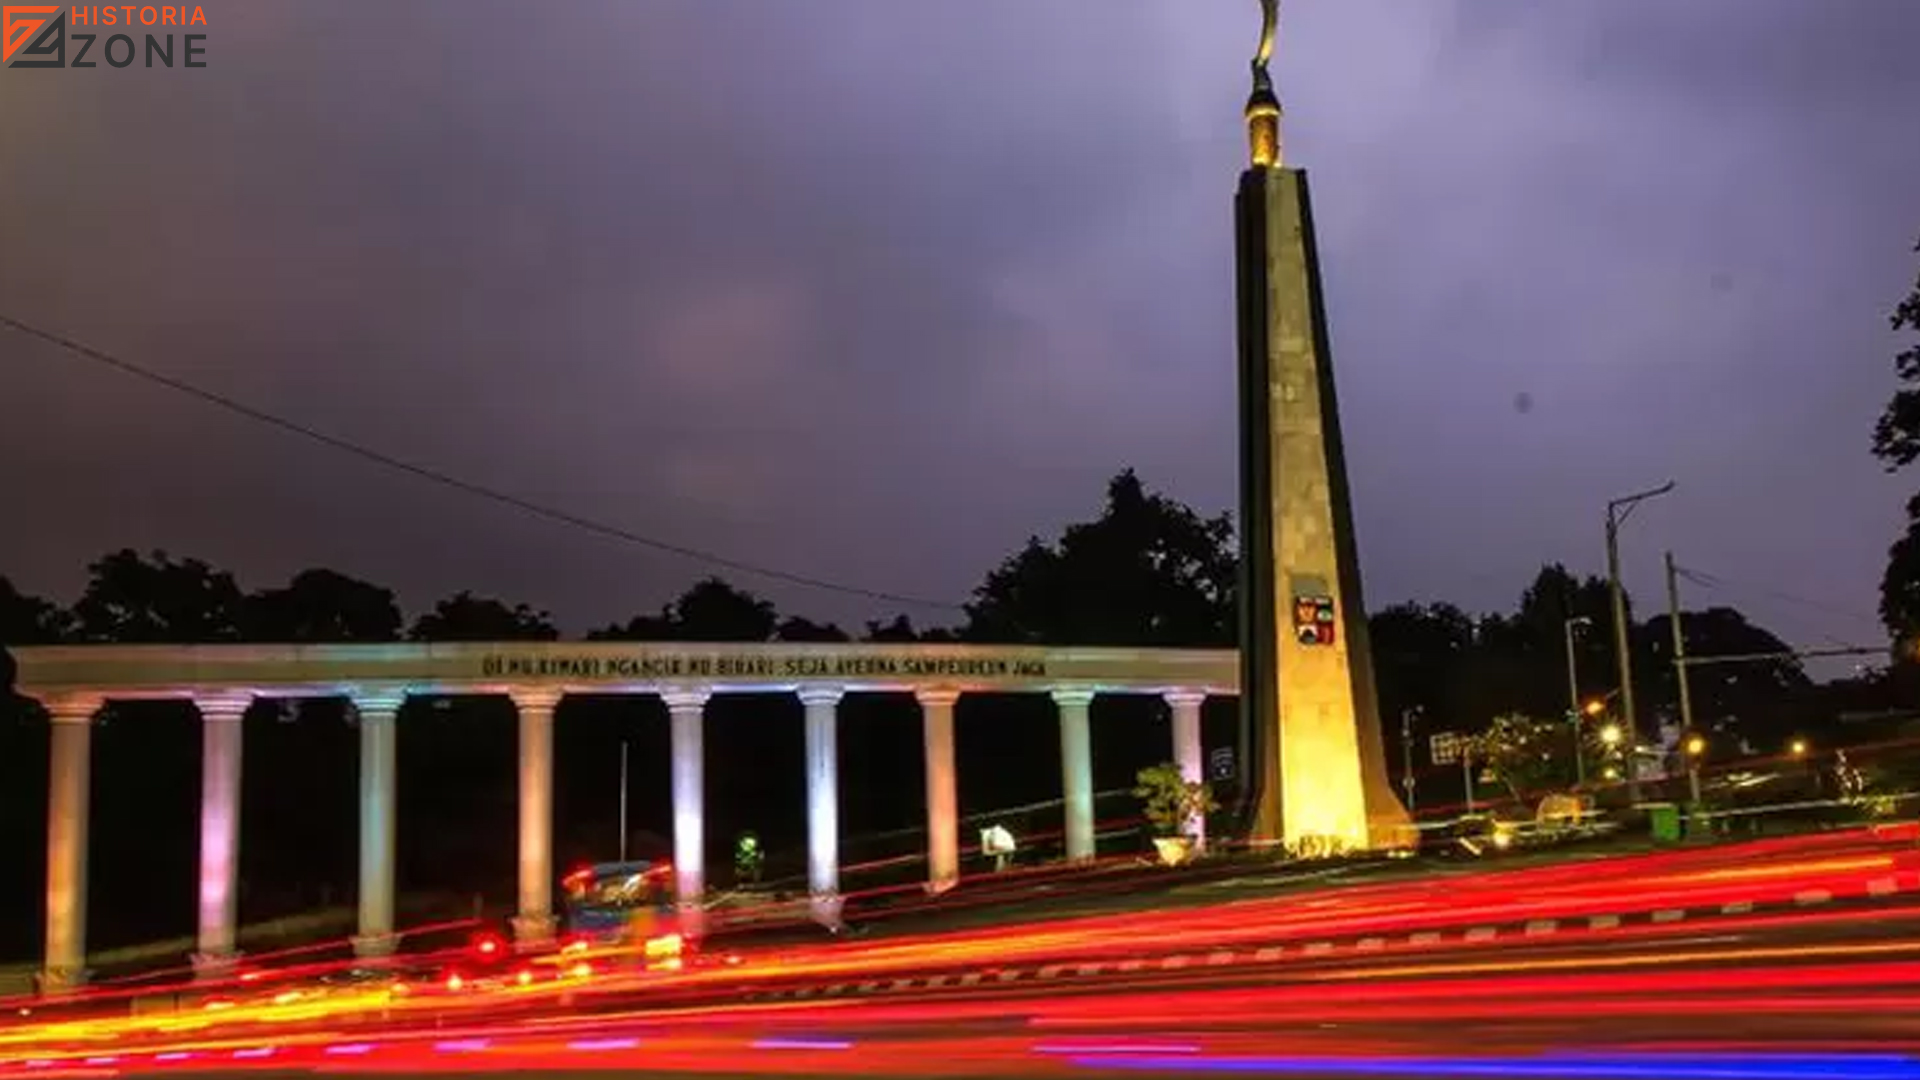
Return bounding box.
[1429,731,1467,765]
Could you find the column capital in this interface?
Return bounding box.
[194,692,253,722]
[41,695,104,724]
[915,687,962,708]
[509,687,565,712]
[797,685,845,708]
[347,688,409,720]
[661,687,711,712]
[1163,689,1208,708]
[1051,687,1097,708]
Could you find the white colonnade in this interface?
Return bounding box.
[16,641,1229,992]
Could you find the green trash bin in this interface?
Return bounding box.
[1646,802,1682,844]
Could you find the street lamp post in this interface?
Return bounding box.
[1564,615,1592,787]
[1461,740,1475,814]
[1606,480,1675,802]
[1400,707,1423,813]
[1685,734,1706,808]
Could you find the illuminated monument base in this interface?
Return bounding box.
[1236,162,1412,854]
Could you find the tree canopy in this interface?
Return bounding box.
[1873,236,1920,642]
[409,591,558,642]
[963,469,1234,646]
[0,468,1837,749]
[244,568,404,643]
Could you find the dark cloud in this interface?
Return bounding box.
[2,1,1916,667]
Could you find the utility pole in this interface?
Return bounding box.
[1606,481,1675,801]
[1665,551,1695,735]
[1564,616,1591,787]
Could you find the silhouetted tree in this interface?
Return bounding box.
[1872,235,1920,470]
[587,612,675,640]
[1503,564,1623,718]
[71,549,244,643]
[965,469,1234,646]
[864,615,920,642]
[858,615,961,643]
[1873,235,1920,641]
[1368,601,1476,730]
[589,578,786,643]
[671,578,779,642]
[409,591,558,641]
[243,568,404,642]
[0,575,70,644]
[1883,495,1920,643]
[775,616,850,642]
[1646,606,1811,747]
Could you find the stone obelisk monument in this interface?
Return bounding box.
[1234,0,1409,851]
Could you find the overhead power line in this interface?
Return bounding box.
[1,312,965,613]
[1672,563,1881,631]
[1673,563,1883,653]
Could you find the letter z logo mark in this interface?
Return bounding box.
[3,6,61,65]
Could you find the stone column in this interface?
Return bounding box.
[352,694,403,958]
[42,696,101,992]
[663,689,708,936]
[1052,689,1097,864]
[193,694,251,977]
[1165,690,1207,848]
[916,689,961,892]
[510,689,561,947]
[798,687,843,926]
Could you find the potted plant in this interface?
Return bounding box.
[1133,763,1218,866]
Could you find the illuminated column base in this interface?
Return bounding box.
[665,689,709,939]
[512,689,560,948]
[351,933,400,960]
[194,694,250,978]
[918,689,961,893]
[800,687,843,928]
[1052,689,1096,864]
[354,694,402,956]
[1165,691,1206,849]
[42,696,100,994]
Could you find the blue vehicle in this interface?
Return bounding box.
[560,860,686,954]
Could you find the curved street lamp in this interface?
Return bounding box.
[1606,480,1675,800]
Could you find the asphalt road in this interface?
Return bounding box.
[10,828,1920,1078]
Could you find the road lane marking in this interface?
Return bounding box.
[1296,938,1920,984]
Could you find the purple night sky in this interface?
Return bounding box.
[3,1,1918,673]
